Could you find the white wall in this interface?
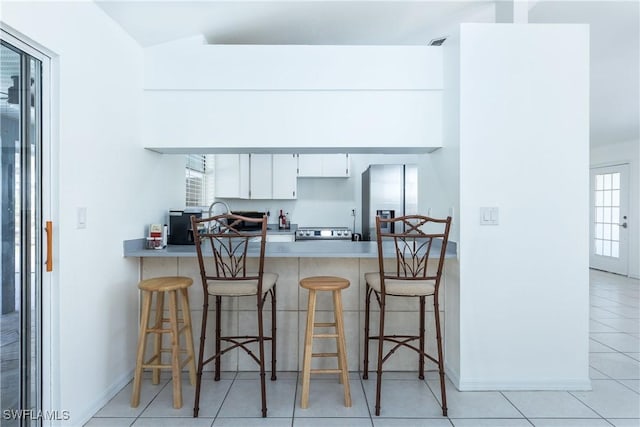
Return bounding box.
[591,139,640,278]
[456,23,590,390]
[142,41,443,152]
[2,2,184,425]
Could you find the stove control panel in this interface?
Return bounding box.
[295,227,352,241]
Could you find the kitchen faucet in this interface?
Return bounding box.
[207,201,231,233]
[207,200,231,218]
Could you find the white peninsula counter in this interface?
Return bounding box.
[124,239,458,373]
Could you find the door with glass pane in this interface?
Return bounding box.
[1,37,44,426]
[590,164,629,275]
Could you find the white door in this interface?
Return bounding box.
[590,164,629,275]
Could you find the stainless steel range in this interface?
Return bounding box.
[295,227,352,241]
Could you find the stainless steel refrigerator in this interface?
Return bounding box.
[361,164,418,241]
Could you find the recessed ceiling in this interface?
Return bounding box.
[3,1,634,147]
[96,1,494,46]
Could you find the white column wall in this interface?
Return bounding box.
[457,23,590,390]
[591,139,640,279]
[142,41,444,152]
[2,2,184,425]
[439,28,462,381]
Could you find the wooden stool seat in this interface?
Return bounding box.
[138,276,193,292]
[131,276,197,409]
[300,276,350,292]
[300,276,351,409]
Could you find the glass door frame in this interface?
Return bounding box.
[0,26,54,426]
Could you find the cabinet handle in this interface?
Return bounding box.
[45,221,53,272]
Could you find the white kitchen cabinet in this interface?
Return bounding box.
[215,154,249,198]
[266,233,295,242]
[249,154,272,199]
[297,154,350,177]
[296,154,323,177]
[215,153,297,200]
[272,154,298,199]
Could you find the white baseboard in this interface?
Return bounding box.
[71,369,133,427]
[441,366,591,392]
[455,377,592,391]
[444,366,461,391]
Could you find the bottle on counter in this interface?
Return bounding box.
[162,224,168,248]
[278,210,285,230]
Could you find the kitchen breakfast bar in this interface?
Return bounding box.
[123,239,458,374]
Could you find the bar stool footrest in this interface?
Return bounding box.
[310,369,343,374]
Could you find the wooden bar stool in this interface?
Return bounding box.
[131,276,197,409]
[300,276,351,409]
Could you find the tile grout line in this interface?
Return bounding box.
[355,375,376,426]
[134,376,171,424]
[498,391,534,425]
[212,371,237,421]
[291,371,299,425]
[568,386,613,423]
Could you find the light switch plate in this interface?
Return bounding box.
[480,207,499,225]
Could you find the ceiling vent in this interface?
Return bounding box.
[428,37,447,46]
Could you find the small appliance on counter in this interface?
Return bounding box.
[168,209,202,245]
[229,211,266,230]
[146,223,167,249]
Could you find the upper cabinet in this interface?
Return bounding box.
[249,154,272,199]
[215,154,250,199]
[297,154,350,178]
[272,154,298,199]
[215,154,297,200]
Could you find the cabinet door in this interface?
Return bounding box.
[265,233,295,242]
[249,154,272,199]
[321,154,350,177]
[297,154,323,177]
[297,154,350,177]
[215,154,250,198]
[272,154,298,199]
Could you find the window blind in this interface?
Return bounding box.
[185,154,206,207]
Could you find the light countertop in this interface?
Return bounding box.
[124,238,457,259]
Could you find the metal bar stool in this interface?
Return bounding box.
[131,276,197,409]
[300,276,351,409]
[191,213,277,418]
[363,215,452,417]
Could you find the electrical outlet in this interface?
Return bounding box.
[77,207,87,229]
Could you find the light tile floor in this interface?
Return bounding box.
[86,270,639,426]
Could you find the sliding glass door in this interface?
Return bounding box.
[1,36,44,427]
